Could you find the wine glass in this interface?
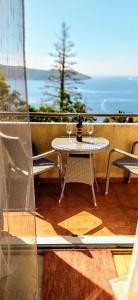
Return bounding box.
[87,123,94,139]
[66,123,72,140]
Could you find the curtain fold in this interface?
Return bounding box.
[110,224,138,300]
[0,0,38,299]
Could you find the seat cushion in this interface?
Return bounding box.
[33,158,56,175]
[113,156,138,174]
[33,158,56,167]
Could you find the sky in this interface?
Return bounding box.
[25,0,138,76]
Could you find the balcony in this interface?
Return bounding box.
[1,117,138,243]
[30,120,138,242]
[32,120,137,299]
[1,116,138,300]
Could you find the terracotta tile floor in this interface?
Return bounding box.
[35,182,138,236]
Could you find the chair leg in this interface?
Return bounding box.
[57,151,63,189]
[105,153,112,195]
[58,167,63,189]
[94,173,99,192]
[126,171,131,184]
[25,173,31,209]
[59,180,66,204]
[91,182,97,207]
[126,141,138,184]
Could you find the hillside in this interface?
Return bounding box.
[0,64,91,81]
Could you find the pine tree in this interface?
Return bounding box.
[46,22,84,110]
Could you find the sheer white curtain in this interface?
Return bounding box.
[110,224,138,300]
[0,0,38,299]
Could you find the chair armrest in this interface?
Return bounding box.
[131,141,138,154]
[32,149,56,160]
[110,148,138,159]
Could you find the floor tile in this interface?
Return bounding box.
[35,183,138,237]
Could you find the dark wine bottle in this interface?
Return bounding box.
[76,115,83,142]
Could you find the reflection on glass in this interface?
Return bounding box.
[87,123,94,138]
[66,123,72,139]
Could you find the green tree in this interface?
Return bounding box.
[47,22,84,110]
[0,72,27,112]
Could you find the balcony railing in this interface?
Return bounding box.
[0,112,138,117]
[0,111,138,123]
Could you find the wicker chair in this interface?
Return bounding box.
[0,131,62,203]
[105,141,138,195]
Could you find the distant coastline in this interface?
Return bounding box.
[0,64,91,81]
[0,64,138,114]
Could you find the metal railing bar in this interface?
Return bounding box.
[0,112,138,117]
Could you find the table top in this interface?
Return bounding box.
[52,136,109,152]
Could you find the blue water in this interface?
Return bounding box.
[27,76,138,113]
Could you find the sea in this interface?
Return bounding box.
[27,76,138,114]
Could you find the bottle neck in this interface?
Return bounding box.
[76,117,82,142]
[77,116,82,127]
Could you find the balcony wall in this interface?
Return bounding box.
[31,123,138,180]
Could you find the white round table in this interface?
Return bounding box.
[52,136,109,152]
[52,136,109,206]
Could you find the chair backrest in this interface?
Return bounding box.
[0,131,30,172]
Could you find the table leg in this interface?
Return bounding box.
[93,154,99,192]
[58,153,97,207]
[90,154,97,207]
